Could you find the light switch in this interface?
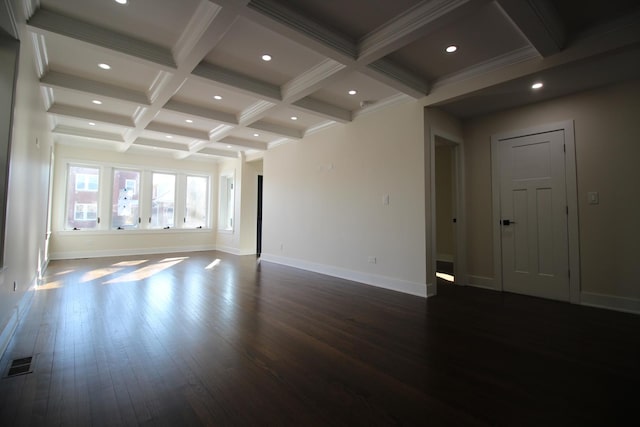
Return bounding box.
[588,192,599,205]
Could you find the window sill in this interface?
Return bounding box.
[55,228,213,236]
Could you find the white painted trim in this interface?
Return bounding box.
[352,94,413,119]
[0,275,37,359]
[281,58,346,101]
[172,1,222,65]
[261,253,428,298]
[490,120,580,302]
[50,244,217,260]
[467,275,496,290]
[581,292,640,315]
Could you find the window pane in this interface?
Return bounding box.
[151,173,175,228]
[185,176,208,228]
[66,166,100,230]
[112,169,140,229]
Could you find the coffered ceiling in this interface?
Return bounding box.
[6,0,640,160]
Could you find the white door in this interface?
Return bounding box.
[499,130,569,301]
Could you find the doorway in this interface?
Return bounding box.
[256,175,263,256]
[491,121,581,303]
[435,138,457,284]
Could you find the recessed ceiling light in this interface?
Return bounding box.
[213,95,222,100]
[92,99,102,105]
[165,135,173,139]
[290,116,298,121]
[185,119,193,123]
[253,133,260,137]
[227,145,232,148]
[88,122,96,126]
[445,45,458,53]
[115,0,128,5]
[261,54,272,62]
[531,82,544,89]
[98,63,111,70]
[348,90,357,96]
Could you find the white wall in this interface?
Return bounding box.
[261,100,428,297]
[463,79,640,311]
[49,145,218,259]
[0,26,53,355]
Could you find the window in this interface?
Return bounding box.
[218,173,234,231]
[112,169,140,229]
[66,165,100,229]
[185,175,208,228]
[151,173,175,228]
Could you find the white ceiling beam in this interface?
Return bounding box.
[163,100,238,125]
[192,62,282,101]
[496,0,566,57]
[133,138,190,152]
[52,125,125,143]
[365,59,429,98]
[198,147,239,158]
[47,104,134,127]
[218,136,269,150]
[281,59,348,102]
[246,120,303,139]
[292,97,352,123]
[357,0,485,63]
[40,71,151,106]
[237,100,277,126]
[145,122,210,141]
[27,8,177,70]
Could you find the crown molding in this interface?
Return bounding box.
[431,45,539,90]
[147,71,174,104]
[192,62,281,101]
[208,124,235,141]
[1,0,19,39]
[292,97,351,123]
[40,70,151,106]
[47,104,135,127]
[366,58,428,98]
[145,122,210,141]
[52,125,125,142]
[238,100,277,126]
[352,93,413,119]
[21,0,39,20]
[266,137,290,149]
[163,100,238,125]
[133,138,190,152]
[173,1,222,65]
[30,32,48,77]
[303,120,338,137]
[246,120,302,139]
[359,0,474,62]
[219,136,268,151]
[246,0,356,60]
[281,59,347,102]
[198,147,239,158]
[27,8,176,70]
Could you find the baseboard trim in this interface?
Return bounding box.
[215,245,257,256]
[580,292,640,315]
[467,275,496,290]
[260,253,428,298]
[0,276,37,359]
[50,244,217,260]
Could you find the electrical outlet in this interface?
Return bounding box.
[368,256,377,264]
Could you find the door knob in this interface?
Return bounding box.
[502,219,516,226]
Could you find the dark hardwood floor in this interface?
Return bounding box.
[0,251,638,426]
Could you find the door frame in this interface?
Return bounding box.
[430,128,467,287]
[491,120,580,303]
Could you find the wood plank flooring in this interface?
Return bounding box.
[0,251,638,426]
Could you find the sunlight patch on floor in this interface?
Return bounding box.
[112,260,147,267]
[38,280,63,290]
[80,268,123,283]
[205,259,221,270]
[103,258,186,284]
[436,272,455,282]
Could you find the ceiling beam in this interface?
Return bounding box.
[192,62,282,101]
[281,59,348,102]
[496,0,566,56]
[218,136,269,150]
[40,71,151,106]
[47,104,134,127]
[27,8,177,70]
[52,125,125,143]
[163,99,238,125]
[246,120,303,139]
[198,147,239,158]
[292,97,352,123]
[133,138,190,152]
[145,122,210,141]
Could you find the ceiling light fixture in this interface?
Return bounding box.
[92,100,102,105]
[227,145,232,148]
[348,90,357,95]
[98,63,111,70]
[213,95,222,100]
[114,0,128,5]
[253,133,259,137]
[185,119,193,123]
[261,54,272,62]
[531,82,544,89]
[445,45,458,53]
[88,122,96,126]
[166,135,173,139]
[290,116,298,121]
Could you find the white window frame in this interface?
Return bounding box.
[218,172,235,232]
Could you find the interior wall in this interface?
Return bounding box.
[262,100,427,296]
[239,159,262,255]
[463,78,640,302]
[435,144,454,261]
[50,144,218,259]
[215,156,241,254]
[0,26,53,355]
